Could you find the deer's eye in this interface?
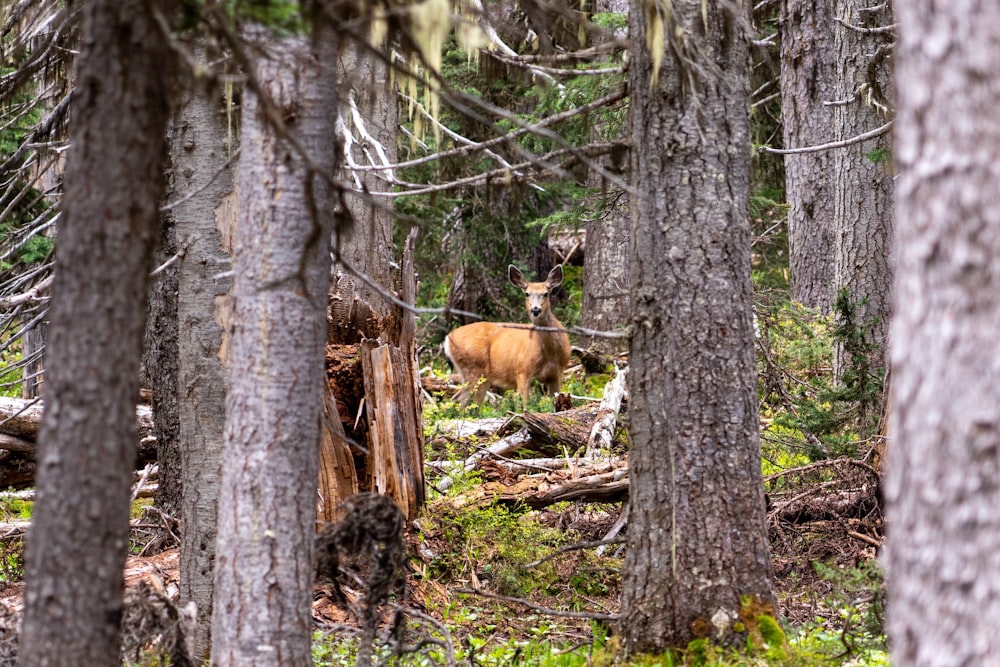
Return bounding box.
[524,291,530,297]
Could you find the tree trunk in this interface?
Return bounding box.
[580,195,629,353]
[780,0,837,311]
[169,55,236,661]
[210,22,338,667]
[335,40,397,317]
[831,0,894,435]
[144,206,180,517]
[888,3,1000,664]
[17,2,175,665]
[579,0,629,354]
[621,0,776,653]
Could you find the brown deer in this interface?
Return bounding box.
[444,264,571,408]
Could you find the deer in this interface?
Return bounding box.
[444,264,571,409]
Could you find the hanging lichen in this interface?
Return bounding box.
[644,0,667,88]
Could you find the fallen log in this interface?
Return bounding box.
[0,397,157,489]
[434,427,533,492]
[447,467,629,510]
[0,396,154,453]
[520,407,598,454]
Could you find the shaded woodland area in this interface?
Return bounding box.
[0,0,998,666]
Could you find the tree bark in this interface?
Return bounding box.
[144,203,180,517]
[831,0,894,434]
[17,2,175,665]
[621,0,776,653]
[169,53,236,661]
[335,39,397,317]
[780,0,837,311]
[581,0,630,352]
[210,22,338,667]
[888,3,1000,664]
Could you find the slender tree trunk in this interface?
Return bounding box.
[17,2,175,665]
[621,0,775,653]
[888,2,1000,664]
[831,0,893,434]
[210,22,338,667]
[169,56,236,661]
[144,205,180,517]
[780,0,836,311]
[579,0,629,354]
[335,40,396,316]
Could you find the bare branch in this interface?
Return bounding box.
[758,121,891,155]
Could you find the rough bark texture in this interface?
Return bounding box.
[336,40,396,316]
[144,206,181,517]
[780,0,836,311]
[621,0,776,653]
[831,0,893,418]
[17,2,175,665]
[210,25,338,667]
[170,61,236,661]
[581,196,630,354]
[580,0,629,353]
[888,3,1000,665]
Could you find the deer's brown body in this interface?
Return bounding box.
[445,265,571,407]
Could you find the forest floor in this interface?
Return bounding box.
[0,394,885,665]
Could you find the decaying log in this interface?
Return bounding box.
[448,467,629,510]
[477,455,627,476]
[427,418,507,440]
[0,396,154,447]
[317,387,359,524]
[520,408,598,453]
[585,366,626,457]
[0,397,157,488]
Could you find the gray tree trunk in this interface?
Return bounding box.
[17,2,175,665]
[888,2,1000,664]
[621,0,776,653]
[210,23,338,667]
[336,41,396,316]
[831,0,893,432]
[169,58,236,661]
[579,0,629,354]
[580,202,629,353]
[780,0,836,311]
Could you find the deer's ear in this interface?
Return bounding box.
[546,264,564,289]
[508,265,528,290]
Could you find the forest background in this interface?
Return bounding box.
[0,0,993,666]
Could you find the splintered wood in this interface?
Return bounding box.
[432,404,630,511]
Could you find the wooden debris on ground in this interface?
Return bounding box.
[430,396,632,507]
[0,397,156,489]
[585,365,627,457]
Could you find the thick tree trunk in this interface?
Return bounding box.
[17,2,175,665]
[780,0,837,311]
[169,58,236,661]
[888,3,1000,664]
[621,0,776,653]
[210,23,338,667]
